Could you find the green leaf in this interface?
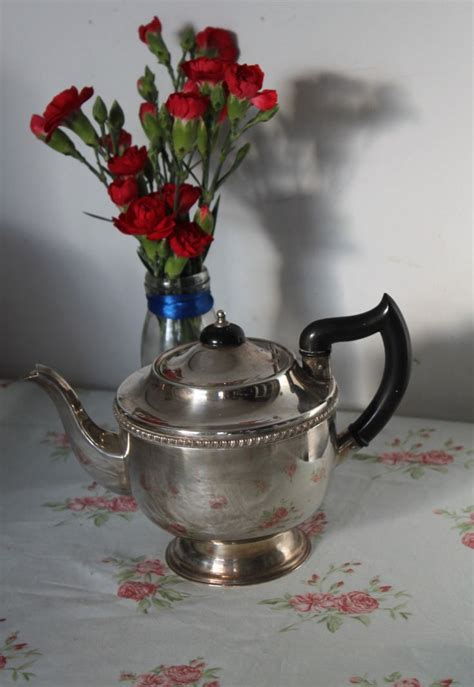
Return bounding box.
[93,512,109,527]
[152,597,171,609]
[259,598,284,605]
[159,588,185,601]
[408,466,425,479]
[385,674,402,683]
[165,255,188,278]
[216,143,251,189]
[353,614,371,627]
[326,614,343,633]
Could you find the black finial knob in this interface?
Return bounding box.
[200,310,246,348]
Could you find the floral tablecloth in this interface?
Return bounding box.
[1,380,473,687]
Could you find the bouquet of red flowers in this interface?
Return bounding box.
[30,18,278,279]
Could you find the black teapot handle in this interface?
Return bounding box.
[299,294,411,448]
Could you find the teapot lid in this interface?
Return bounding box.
[114,311,337,445]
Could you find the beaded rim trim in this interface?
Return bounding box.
[113,392,338,448]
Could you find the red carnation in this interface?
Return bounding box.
[34,86,94,139]
[251,89,278,111]
[30,115,47,140]
[113,195,175,240]
[196,26,239,62]
[108,145,148,176]
[225,63,264,99]
[166,93,208,120]
[139,102,158,122]
[138,16,162,44]
[101,129,132,155]
[108,177,139,206]
[169,221,213,258]
[181,57,226,84]
[0,656,7,669]
[162,183,201,215]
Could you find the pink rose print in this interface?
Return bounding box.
[290,593,338,613]
[0,627,41,680]
[41,430,71,460]
[435,506,474,549]
[137,674,168,686]
[260,561,410,633]
[298,510,327,538]
[118,581,158,601]
[284,460,297,480]
[117,658,221,686]
[420,450,453,465]
[135,560,167,576]
[336,591,379,614]
[163,664,203,684]
[44,483,138,526]
[168,522,188,536]
[105,556,188,614]
[261,506,288,529]
[461,532,474,548]
[253,501,301,533]
[353,427,472,478]
[379,451,416,465]
[209,496,228,510]
[348,675,456,687]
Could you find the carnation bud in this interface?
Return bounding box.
[165,255,188,278]
[137,69,158,103]
[68,111,99,147]
[227,94,250,122]
[47,129,78,156]
[172,118,197,159]
[92,96,107,125]
[194,205,214,234]
[252,104,279,124]
[196,120,208,156]
[210,83,226,112]
[147,32,171,65]
[159,103,172,130]
[141,112,162,146]
[109,100,125,130]
[179,25,195,52]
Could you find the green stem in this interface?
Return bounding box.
[75,151,108,188]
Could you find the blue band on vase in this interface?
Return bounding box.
[147,291,214,320]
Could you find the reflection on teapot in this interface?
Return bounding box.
[26,296,410,586]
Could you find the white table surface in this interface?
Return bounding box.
[1,380,473,687]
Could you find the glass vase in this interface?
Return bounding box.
[140,268,215,366]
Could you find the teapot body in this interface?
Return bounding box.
[124,414,337,542]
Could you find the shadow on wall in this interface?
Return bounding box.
[230,71,413,400]
[403,325,474,422]
[233,71,413,328]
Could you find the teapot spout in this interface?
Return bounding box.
[25,365,131,495]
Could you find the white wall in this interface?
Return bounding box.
[1,1,472,421]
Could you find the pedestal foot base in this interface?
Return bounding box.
[165,528,311,586]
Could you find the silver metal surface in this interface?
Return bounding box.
[166,529,311,586]
[24,365,131,494]
[26,311,365,585]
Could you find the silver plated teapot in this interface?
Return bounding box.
[27,295,411,586]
